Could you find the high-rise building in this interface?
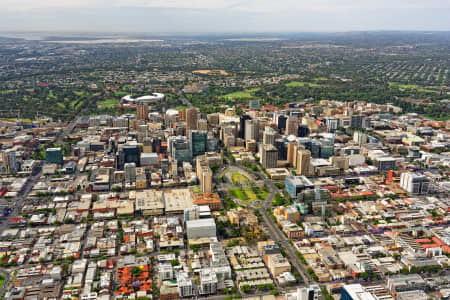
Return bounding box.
[0,150,17,174]
[274,139,287,160]
[189,130,207,157]
[325,117,339,133]
[261,144,278,169]
[285,176,314,198]
[239,115,252,139]
[198,119,208,131]
[46,147,63,165]
[245,119,259,141]
[351,115,366,129]
[287,141,298,166]
[285,117,298,135]
[277,115,287,132]
[186,108,198,132]
[200,167,213,193]
[116,144,141,169]
[124,162,136,183]
[400,172,430,194]
[296,149,311,176]
[353,131,368,145]
[297,124,310,137]
[136,103,149,120]
[263,128,276,145]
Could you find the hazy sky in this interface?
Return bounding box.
[1,0,450,32]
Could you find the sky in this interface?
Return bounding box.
[1,0,450,33]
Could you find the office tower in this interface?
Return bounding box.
[124,162,136,184]
[189,130,207,157]
[353,131,368,146]
[351,115,366,129]
[46,147,63,165]
[263,128,276,145]
[400,172,430,194]
[261,144,278,169]
[0,150,17,174]
[325,117,339,133]
[116,144,141,169]
[198,119,208,131]
[245,119,259,141]
[297,124,310,137]
[178,109,186,121]
[274,139,287,160]
[285,117,298,135]
[287,142,297,166]
[277,115,287,132]
[200,167,213,193]
[296,149,311,176]
[239,115,252,139]
[186,108,198,132]
[136,103,149,120]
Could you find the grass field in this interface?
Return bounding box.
[114,91,129,97]
[229,188,247,201]
[74,90,87,96]
[0,89,16,94]
[220,88,260,100]
[231,173,249,184]
[388,82,419,89]
[313,77,328,81]
[417,88,440,93]
[243,189,258,201]
[98,99,119,108]
[286,81,320,87]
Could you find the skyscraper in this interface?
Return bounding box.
[189,130,207,157]
[261,144,278,169]
[186,108,198,132]
[285,117,298,135]
[239,115,252,139]
[0,150,17,174]
[263,128,276,145]
[136,103,149,120]
[124,162,136,184]
[245,119,258,141]
[296,149,311,176]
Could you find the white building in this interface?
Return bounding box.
[186,218,216,239]
[400,172,430,194]
[159,263,174,281]
[124,162,136,183]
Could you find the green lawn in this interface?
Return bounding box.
[1,89,16,94]
[231,173,249,184]
[243,189,258,201]
[74,90,87,96]
[285,81,320,87]
[98,99,119,108]
[417,88,440,93]
[220,88,260,100]
[229,189,248,201]
[313,77,328,81]
[388,82,418,89]
[114,91,129,97]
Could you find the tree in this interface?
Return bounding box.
[241,285,251,293]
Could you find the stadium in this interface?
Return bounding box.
[121,93,165,105]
